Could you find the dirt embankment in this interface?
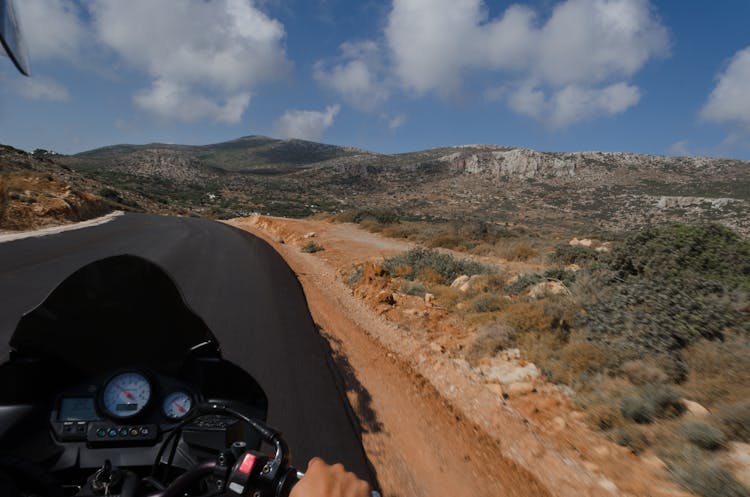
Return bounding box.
[0,171,111,231]
[228,215,693,497]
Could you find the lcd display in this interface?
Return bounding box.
[59,397,99,421]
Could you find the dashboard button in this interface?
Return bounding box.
[108,428,118,438]
[97,428,107,438]
[130,428,139,437]
[139,426,150,436]
[119,427,129,437]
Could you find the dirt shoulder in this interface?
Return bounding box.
[228,215,692,497]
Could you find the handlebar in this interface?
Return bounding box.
[150,400,380,497]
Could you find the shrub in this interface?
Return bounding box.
[382,248,493,285]
[465,323,517,365]
[674,464,750,497]
[400,281,426,297]
[347,265,364,286]
[301,241,324,253]
[468,293,504,313]
[550,244,599,265]
[612,425,649,453]
[621,384,684,424]
[718,401,750,442]
[682,421,726,451]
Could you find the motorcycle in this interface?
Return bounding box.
[0,254,379,497]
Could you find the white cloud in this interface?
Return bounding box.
[383,0,669,126]
[274,105,340,141]
[15,0,87,61]
[14,77,71,102]
[507,82,641,128]
[701,47,750,130]
[388,114,407,130]
[133,80,251,124]
[86,0,290,123]
[314,41,389,112]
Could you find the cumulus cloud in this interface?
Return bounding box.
[701,47,750,130]
[133,80,251,124]
[508,82,641,128]
[314,41,389,112]
[85,0,290,123]
[15,77,71,102]
[15,0,87,61]
[274,105,341,141]
[382,0,668,126]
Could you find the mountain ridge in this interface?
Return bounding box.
[23,137,750,236]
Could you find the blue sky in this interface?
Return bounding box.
[1,0,749,159]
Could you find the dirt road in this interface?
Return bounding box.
[228,215,692,497]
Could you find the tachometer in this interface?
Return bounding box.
[162,391,193,420]
[101,372,151,419]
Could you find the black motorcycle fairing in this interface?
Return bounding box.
[9,255,220,377]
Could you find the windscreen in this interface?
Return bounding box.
[10,255,218,375]
[0,0,30,75]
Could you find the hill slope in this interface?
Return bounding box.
[51,137,750,236]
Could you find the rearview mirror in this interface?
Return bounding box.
[0,0,29,76]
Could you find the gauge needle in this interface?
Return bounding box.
[115,384,134,401]
[173,402,185,413]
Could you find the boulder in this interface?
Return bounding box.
[450,275,470,289]
[303,232,317,239]
[424,293,435,305]
[681,399,710,418]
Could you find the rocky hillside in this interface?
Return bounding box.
[57,137,750,237]
[0,146,172,231]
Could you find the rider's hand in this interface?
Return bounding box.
[290,457,371,497]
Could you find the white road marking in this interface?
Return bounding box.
[0,211,125,243]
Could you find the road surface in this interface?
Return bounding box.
[0,213,376,485]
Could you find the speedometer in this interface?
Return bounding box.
[101,372,151,419]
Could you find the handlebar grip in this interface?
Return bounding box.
[293,470,381,497]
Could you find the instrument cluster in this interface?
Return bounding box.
[51,369,198,446]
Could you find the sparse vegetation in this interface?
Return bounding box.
[301,241,324,253]
[382,248,494,285]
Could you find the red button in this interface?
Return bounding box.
[239,453,256,475]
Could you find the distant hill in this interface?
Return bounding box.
[32,136,750,236]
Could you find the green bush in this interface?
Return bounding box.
[674,464,750,497]
[382,248,493,285]
[718,401,750,442]
[607,223,750,290]
[550,244,599,265]
[620,384,684,424]
[682,421,726,450]
[301,241,324,253]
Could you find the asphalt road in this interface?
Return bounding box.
[0,213,375,483]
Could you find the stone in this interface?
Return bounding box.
[682,399,710,418]
[551,416,566,431]
[450,275,470,289]
[424,293,435,304]
[304,232,317,239]
[505,381,536,397]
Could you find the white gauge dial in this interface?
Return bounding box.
[101,372,151,418]
[163,391,193,420]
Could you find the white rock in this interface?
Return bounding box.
[424,293,435,304]
[682,399,710,418]
[450,275,470,289]
[304,232,317,239]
